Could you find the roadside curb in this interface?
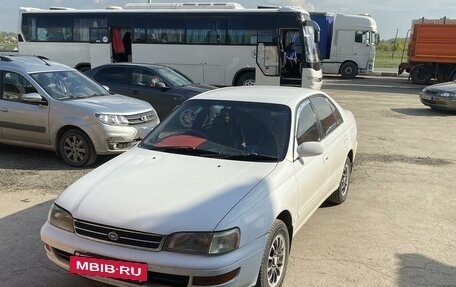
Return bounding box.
[371,71,399,77]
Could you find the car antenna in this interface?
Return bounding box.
[36,55,51,66]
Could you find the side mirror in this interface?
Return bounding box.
[102,85,110,91]
[297,141,324,157]
[22,93,47,104]
[156,81,167,89]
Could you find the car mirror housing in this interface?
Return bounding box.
[102,85,110,91]
[22,93,47,104]
[156,82,167,89]
[297,141,324,157]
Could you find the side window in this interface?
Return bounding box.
[132,69,162,88]
[310,96,341,137]
[296,100,320,145]
[355,31,369,44]
[2,72,38,102]
[93,67,127,84]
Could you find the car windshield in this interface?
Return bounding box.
[31,70,109,100]
[141,100,291,162]
[154,66,193,87]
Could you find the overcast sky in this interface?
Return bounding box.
[1,0,455,39]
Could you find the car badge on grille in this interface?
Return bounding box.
[107,231,119,241]
[140,115,149,122]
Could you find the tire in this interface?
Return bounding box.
[236,72,255,86]
[410,65,432,85]
[451,72,456,81]
[340,62,358,79]
[327,156,352,205]
[77,65,91,73]
[59,129,97,167]
[256,220,290,287]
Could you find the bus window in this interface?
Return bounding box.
[186,18,227,44]
[74,18,107,42]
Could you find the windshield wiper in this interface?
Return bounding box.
[150,146,221,156]
[218,153,278,162]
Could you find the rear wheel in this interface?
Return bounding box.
[256,220,290,287]
[327,156,352,204]
[411,65,432,85]
[340,62,358,79]
[59,129,96,167]
[236,72,255,86]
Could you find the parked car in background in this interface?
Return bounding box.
[85,63,216,119]
[41,86,357,287]
[0,55,159,167]
[420,80,456,111]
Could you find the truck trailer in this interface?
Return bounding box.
[310,12,378,79]
[399,17,456,84]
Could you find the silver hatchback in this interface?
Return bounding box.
[0,55,159,166]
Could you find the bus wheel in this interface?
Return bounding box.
[411,65,431,85]
[340,62,358,79]
[237,72,255,86]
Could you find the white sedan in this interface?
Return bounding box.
[41,86,357,287]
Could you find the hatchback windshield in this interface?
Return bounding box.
[141,100,291,161]
[31,71,109,100]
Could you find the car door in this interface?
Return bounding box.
[128,67,179,119]
[0,71,50,145]
[310,95,347,192]
[293,99,328,222]
[90,66,131,96]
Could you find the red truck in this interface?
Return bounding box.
[399,17,456,84]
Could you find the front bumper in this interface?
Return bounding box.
[41,222,266,287]
[419,93,456,111]
[86,120,158,155]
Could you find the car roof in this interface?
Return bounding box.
[0,55,73,73]
[191,86,324,108]
[92,63,167,70]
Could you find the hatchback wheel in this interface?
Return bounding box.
[328,156,352,204]
[59,129,96,167]
[256,220,289,287]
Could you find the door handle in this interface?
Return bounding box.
[132,90,138,95]
[324,154,329,162]
[0,107,8,112]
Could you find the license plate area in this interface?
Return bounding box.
[70,253,148,282]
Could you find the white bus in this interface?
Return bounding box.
[18,3,322,89]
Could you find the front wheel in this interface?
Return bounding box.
[59,129,97,167]
[256,220,290,287]
[410,65,432,85]
[340,62,358,79]
[236,72,255,86]
[327,156,352,204]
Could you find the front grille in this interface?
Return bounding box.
[74,220,164,250]
[126,111,158,125]
[421,98,437,105]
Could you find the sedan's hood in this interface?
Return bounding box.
[66,94,152,114]
[56,147,276,234]
[425,81,456,93]
[174,84,216,98]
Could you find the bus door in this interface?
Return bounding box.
[89,27,111,68]
[255,42,280,86]
[280,29,303,87]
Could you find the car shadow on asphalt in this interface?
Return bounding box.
[0,201,108,287]
[391,108,456,117]
[397,253,456,286]
[0,145,116,170]
[322,76,422,95]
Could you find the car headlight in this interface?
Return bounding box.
[96,114,129,126]
[439,92,456,98]
[163,228,240,255]
[48,203,74,233]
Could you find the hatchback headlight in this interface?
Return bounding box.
[48,204,74,233]
[163,228,240,255]
[96,114,129,126]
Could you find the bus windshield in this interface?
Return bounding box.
[303,26,320,64]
